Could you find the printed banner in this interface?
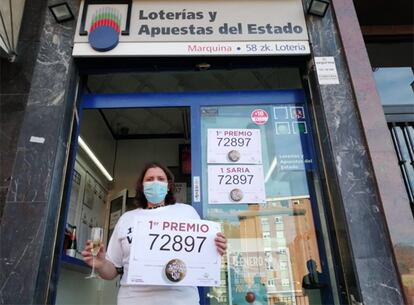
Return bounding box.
[207,128,262,164]
[128,217,221,286]
[208,165,266,204]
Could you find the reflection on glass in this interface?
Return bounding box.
[389,124,414,305]
[393,126,414,192]
[226,199,323,305]
[373,67,414,105]
[201,103,334,305]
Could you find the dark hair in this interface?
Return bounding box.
[135,161,176,209]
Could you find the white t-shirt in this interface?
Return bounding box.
[106,203,201,305]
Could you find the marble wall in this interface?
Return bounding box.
[305,0,411,304]
[0,2,47,220]
[0,0,412,304]
[0,0,79,303]
[332,1,414,304]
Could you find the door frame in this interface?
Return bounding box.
[74,89,338,305]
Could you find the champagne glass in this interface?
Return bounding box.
[85,227,103,279]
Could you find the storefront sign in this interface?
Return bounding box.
[73,0,309,56]
[128,217,221,286]
[207,128,262,164]
[208,165,266,204]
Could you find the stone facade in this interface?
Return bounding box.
[0,0,412,304]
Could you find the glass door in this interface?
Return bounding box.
[193,91,339,305]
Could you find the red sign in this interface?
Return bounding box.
[251,109,269,125]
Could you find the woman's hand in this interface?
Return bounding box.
[215,232,227,256]
[81,241,118,280]
[81,240,107,270]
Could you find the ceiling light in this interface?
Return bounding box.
[48,2,74,23]
[308,0,330,17]
[78,137,113,181]
[196,63,211,71]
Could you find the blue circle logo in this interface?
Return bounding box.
[88,8,121,52]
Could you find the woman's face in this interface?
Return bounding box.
[143,167,168,185]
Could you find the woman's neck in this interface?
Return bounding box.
[147,202,165,209]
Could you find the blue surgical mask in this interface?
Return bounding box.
[143,181,168,204]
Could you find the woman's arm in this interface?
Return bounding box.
[81,240,118,280]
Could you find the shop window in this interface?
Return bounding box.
[201,101,338,305]
[372,66,414,215]
[368,41,414,303]
[373,67,414,106]
[389,123,414,214]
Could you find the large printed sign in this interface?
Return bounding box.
[128,217,221,286]
[207,129,262,164]
[73,0,309,56]
[208,165,266,204]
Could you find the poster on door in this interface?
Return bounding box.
[174,182,187,204]
[273,105,314,171]
[208,165,266,204]
[207,128,262,164]
[128,217,221,286]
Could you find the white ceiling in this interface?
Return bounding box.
[101,107,190,139]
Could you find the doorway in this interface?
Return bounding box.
[56,105,192,304]
[56,88,341,305]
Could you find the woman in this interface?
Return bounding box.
[81,161,227,305]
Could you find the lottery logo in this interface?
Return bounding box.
[227,150,241,162]
[165,259,187,283]
[88,8,121,52]
[230,188,244,202]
